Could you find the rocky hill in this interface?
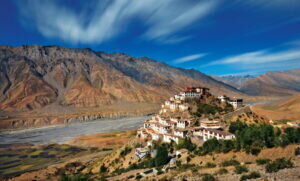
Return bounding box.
[0,45,243,113]
[210,75,255,89]
[240,69,300,96]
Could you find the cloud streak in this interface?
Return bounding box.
[203,46,300,74]
[15,0,218,44]
[207,48,300,66]
[173,53,207,64]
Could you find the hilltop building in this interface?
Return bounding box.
[217,95,243,109]
[228,98,243,109]
[137,87,235,144]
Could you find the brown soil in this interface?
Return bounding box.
[67,130,137,148]
[252,94,300,121]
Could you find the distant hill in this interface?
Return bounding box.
[240,69,300,96]
[0,45,244,113]
[252,94,300,121]
[210,75,255,89]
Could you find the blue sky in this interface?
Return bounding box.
[1,0,300,76]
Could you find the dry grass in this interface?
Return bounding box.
[67,130,137,148]
[252,94,300,121]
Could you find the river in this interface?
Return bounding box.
[0,116,149,145]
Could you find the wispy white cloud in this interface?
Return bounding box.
[15,0,219,44]
[202,45,300,74]
[173,53,207,64]
[206,48,300,66]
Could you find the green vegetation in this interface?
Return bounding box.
[175,138,196,151]
[120,146,132,157]
[201,174,216,181]
[199,138,235,155]
[99,164,107,173]
[114,144,171,175]
[216,168,228,175]
[234,165,248,174]
[59,174,92,181]
[197,121,300,156]
[265,158,294,173]
[193,101,232,116]
[154,145,169,167]
[220,159,240,167]
[256,158,271,165]
[205,162,216,168]
[295,147,300,156]
[0,144,88,176]
[240,172,261,181]
[273,119,292,124]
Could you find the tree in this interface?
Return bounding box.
[154,145,169,167]
[265,158,294,173]
[229,121,247,134]
[284,127,300,143]
[176,138,196,151]
[202,138,220,153]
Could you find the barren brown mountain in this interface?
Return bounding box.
[0,45,245,111]
[0,45,245,129]
[240,69,300,96]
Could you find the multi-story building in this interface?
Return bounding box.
[200,119,223,129]
[229,98,243,109]
[193,128,235,141]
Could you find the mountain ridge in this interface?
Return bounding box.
[0,45,244,113]
[240,69,300,96]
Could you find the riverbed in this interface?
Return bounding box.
[0,116,149,145]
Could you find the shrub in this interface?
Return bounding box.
[135,174,143,180]
[201,174,216,181]
[177,164,195,171]
[256,159,271,165]
[216,168,228,175]
[295,147,300,156]
[99,164,107,173]
[176,138,196,151]
[186,156,191,163]
[220,159,240,167]
[240,171,261,181]
[120,146,132,157]
[265,158,294,173]
[155,145,169,167]
[205,162,216,168]
[234,165,248,174]
[229,121,247,134]
[59,174,91,181]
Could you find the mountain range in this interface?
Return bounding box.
[210,75,255,89]
[240,69,300,96]
[0,45,243,113]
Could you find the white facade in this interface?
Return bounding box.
[174,130,188,138]
[177,120,188,129]
[180,91,201,98]
[179,104,189,111]
[200,120,222,129]
[217,95,229,102]
[202,129,235,141]
[163,134,179,143]
[229,99,243,109]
